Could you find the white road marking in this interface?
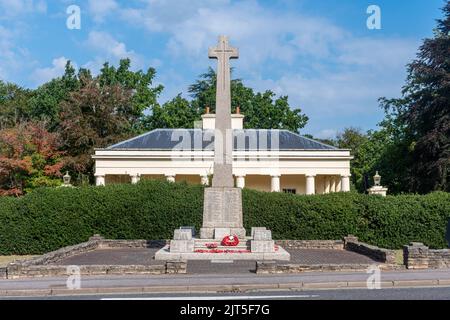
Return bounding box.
[102,294,319,300]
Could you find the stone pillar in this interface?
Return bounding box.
[95,175,105,186]
[236,175,245,189]
[341,175,351,192]
[330,177,336,193]
[130,174,140,184]
[335,177,342,192]
[201,175,209,186]
[165,175,176,183]
[403,242,429,270]
[251,229,275,253]
[270,175,280,192]
[324,177,331,194]
[170,229,195,253]
[306,175,316,195]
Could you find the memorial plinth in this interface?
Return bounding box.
[200,187,246,239]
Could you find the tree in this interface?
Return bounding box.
[0,81,33,130]
[379,1,450,193]
[335,128,368,191]
[187,67,309,132]
[28,61,80,129]
[145,94,199,129]
[0,121,64,196]
[98,58,164,132]
[59,76,135,177]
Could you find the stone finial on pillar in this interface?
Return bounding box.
[367,171,388,196]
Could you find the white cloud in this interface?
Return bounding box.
[0,0,47,17]
[30,56,74,86]
[114,0,419,135]
[0,25,36,82]
[83,31,156,75]
[88,0,118,23]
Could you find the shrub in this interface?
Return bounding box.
[0,180,449,255]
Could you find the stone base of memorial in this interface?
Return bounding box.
[154,227,291,261]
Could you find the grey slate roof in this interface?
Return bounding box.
[107,129,337,151]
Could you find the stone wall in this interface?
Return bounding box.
[404,242,450,269]
[275,240,344,250]
[6,264,180,279]
[4,236,179,279]
[256,261,374,274]
[344,235,397,264]
[0,267,6,279]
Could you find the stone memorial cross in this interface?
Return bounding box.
[208,35,239,188]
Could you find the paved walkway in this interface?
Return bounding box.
[1,269,450,297]
[54,248,378,274]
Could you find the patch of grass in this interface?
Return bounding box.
[0,255,37,267]
[394,250,404,265]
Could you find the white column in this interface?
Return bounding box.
[201,175,209,186]
[236,176,245,189]
[165,175,176,183]
[270,175,280,192]
[324,177,331,194]
[335,177,342,192]
[330,177,336,193]
[95,175,105,186]
[306,175,316,195]
[130,174,140,184]
[341,175,351,192]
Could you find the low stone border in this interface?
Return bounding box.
[0,267,6,280]
[275,240,344,250]
[4,236,181,279]
[6,264,167,279]
[343,235,397,264]
[403,242,450,269]
[11,236,169,268]
[255,261,404,274]
[256,261,373,274]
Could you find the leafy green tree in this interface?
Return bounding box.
[187,67,308,132]
[145,94,199,129]
[28,61,80,129]
[0,81,33,130]
[98,58,164,131]
[379,2,450,193]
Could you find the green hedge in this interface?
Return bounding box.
[0,180,449,255]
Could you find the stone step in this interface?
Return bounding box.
[194,245,249,251]
[194,239,251,245]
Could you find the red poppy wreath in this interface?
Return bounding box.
[221,235,239,247]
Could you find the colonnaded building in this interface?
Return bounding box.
[93,110,353,195]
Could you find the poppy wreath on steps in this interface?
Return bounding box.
[221,235,239,247]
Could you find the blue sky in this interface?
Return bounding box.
[0,0,445,137]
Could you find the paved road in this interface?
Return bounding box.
[2,269,450,291]
[3,287,450,300]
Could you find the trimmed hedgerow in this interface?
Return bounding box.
[0,180,449,255]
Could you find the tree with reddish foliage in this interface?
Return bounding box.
[0,122,65,196]
[59,75,136,179]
